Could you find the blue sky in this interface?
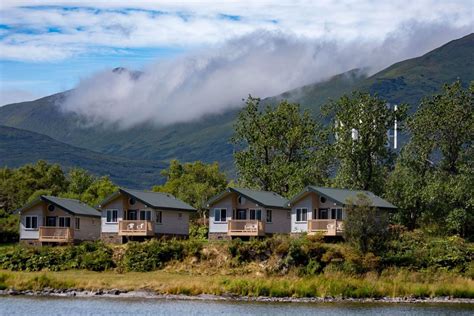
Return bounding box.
[0,1,472,106]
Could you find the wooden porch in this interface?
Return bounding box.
[118,220,155,236]
[39,227,74,243]
[227,220,265,237]
[308,219,344,236]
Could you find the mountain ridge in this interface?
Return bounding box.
[0,33,473,185]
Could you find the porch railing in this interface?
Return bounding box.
[39,227,74,243]
[118,220,154,236]
[228,220,265,236]
[308,219,344,236]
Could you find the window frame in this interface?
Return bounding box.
[25,215,38,230]
[214,208,227,223]
[139,209,152,221]
[106,209,118,224]
[296,208,308,222]
[58,216,71,228]
[266,209,272,223]
[75,217,80,230]
[249,209,262,221]
[156,210,163,224]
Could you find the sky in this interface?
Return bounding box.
[0,1,472,125]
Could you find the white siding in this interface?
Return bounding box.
[291,194,314,233]
[19,203,43,240]
[101,197,124,233]
[209,194,233,233]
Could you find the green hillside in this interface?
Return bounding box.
[0,125,167,188]
[0,33,472,174]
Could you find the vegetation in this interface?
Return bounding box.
[232,96,329,197]
[323,92,407,194]
[0,232,472,298]
[152,159,227,219]
[343,194,390,254]
[385,81,473,235]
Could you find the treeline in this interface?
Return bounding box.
[0,162,118,242]
[233,81,473,238]
[0,80,472,241]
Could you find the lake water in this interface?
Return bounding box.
[0,296,472,316]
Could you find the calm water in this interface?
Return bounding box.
[0,296,472,316]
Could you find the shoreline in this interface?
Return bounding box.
[1,289,473,305]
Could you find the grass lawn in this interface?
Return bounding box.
[1,269,473,298]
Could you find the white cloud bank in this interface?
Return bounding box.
[0,1,472,61]
[61,23,472,128]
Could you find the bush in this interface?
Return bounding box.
[0,242,114,272]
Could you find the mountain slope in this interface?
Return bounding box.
[0,33,472,174]
[0,125,166,188]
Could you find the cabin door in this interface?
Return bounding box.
[45,216,57,227]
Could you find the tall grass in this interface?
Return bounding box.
[1,269,472,298]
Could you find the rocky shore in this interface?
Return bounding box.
[0,288,473,304]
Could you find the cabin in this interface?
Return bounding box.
[288,186,396,236]
[99,188,196,244]
[16,195,101,246]
[206,187,291,240]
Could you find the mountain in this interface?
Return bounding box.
[0,125,166,188]
[268,33,474,111]
[0,33,473,177]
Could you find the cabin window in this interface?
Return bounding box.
[296,208,308,222]
[25,216,38,229]
[129,197,136,205]
[266,210,272,223]
[59,217,71,227]
[106,209,118,223]
[75,218,80,230]
[320,196,327,204]
[139,210,152,221]
[214,208,227,222]
[318,208,329,219]
[331,208,343,220]
[48,204,55,212]
[156,211,162,224]
[249,209,262,220]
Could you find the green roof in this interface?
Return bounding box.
[111,188,196,211]
[16,195,101,217]
[206,187,289,209]
[289,186,397,209]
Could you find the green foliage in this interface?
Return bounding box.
[189,223,208,241]
[383,230,473,271]
[324,92,407,194]
[343,194,390,254]
[232,96,330,197]
[385,81,473,234]
[123,239,203,272]
[0,161,117,219]
[153,159,227,218]
[0,209,19,242]
[0,242,114,272]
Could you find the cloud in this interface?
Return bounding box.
[60,22,472,128]
[0,1,472,61]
